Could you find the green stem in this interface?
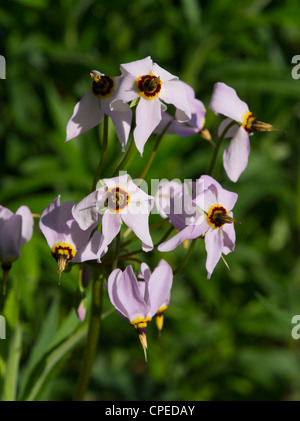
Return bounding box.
[0,265,11,312]
[112,134,135,177]
[119,224,175,260]
[92,114,109,190]
[112,231,121,270]
[73,274,103,401]
[137,121,171,184]
[174,238,197,275]
[207,120,237,176]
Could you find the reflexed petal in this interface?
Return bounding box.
[147,260,173,318]
[160,80,191,122]
[72,190,104,231]
[121,211,153,252]
[152,62,178,82]
[223,126,250,182]
[120,56,153,77]
[193,188,217,213]
[138,262,151,283]
[158,223,208,252]
[105,105,132,151]
[114,266,148,322]
[39,196,69,248]
[72,231,107,262]
[110,75,138,110]
[198,175,238,211]
[0,214,22,262]
[65,90,103,142]
[217,117,239,138]
[205,228,224,279]
[107,268,128,319]
[134,97,162,156]
[222,222,236,255]
[102,212,122,247]
[0,206,14,227]
[15,205,34,248]
[209,82,249,123]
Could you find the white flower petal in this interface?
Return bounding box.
[65,90,103,142]
[223,126,250,182]
[209,82,249,123]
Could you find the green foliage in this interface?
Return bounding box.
[1,0,300,401]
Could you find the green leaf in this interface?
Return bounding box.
[1,321,22,401]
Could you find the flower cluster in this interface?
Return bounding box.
[1,56,281,360]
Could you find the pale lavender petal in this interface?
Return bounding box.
[134,97,162,156]
[110,75,138,110]
[197,175,238,211]
[223,126,250,182]
[103,174,130,190]
[121,211,153,252]
[113,266,148,322]
[120,56,153,77]
[72,189,104,231]
[217,117,239,138]
[152,62,178,82]
[193,188,217,213]
[0,207,14,226]
[105,105,132,151]
[160,80,191,122]
[107,268,129,319]
[205,229,224,279]
[209,82,249,123]
[72,231,107,263]
[147,260,173,318]
[158,223,208,252]
[138,262,151,282]
[65,90,103,142]
[222,222,236,255]
[15,205,34,248]
[0,214,22,262]
[39,196,67,248]
[102,212,122,247]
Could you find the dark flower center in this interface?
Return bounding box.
[105,187,130,212]
[137,74,161,98]
[91,71,114,97]
[207,205,234,229]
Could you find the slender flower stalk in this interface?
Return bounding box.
[137,121,172,183]
[73,273,103,401]
[92,114,109,191]
[207,120,237,177]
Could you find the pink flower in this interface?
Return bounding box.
[209,82,274,182]
[107,260,173,359]
[0,205,34,266]
[39,195,105,282]
[66,70,132,151]
[72,173,154,258]
[110,56,191,155]
[158,175,238,279]
[154,81,206,138]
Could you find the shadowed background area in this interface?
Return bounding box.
[0,0,300,401]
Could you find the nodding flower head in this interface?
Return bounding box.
[39,195,104,284]
[107,260,173,361]
[209,82,283,182]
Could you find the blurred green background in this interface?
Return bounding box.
[1,0,300,401]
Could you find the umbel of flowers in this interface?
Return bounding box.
[1,54,283,380]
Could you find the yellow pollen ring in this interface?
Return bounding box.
[51,243,76,262]
[131,315,151,328]
[106,187,130,212]
[136,73,162,99]
[207,204,229,229]
[242,111,256,133]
